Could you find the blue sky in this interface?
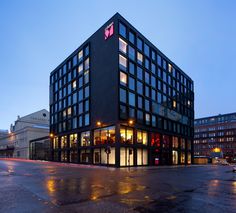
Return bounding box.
[0,0,235,129]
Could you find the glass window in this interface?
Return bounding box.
[69,134,77,148]
[151,133,161,146]
[85,99,89,112]
[145,113,150,125]
[61,136,67,148]
[78,50,83,63]
[137,130,148,145]
[137,110,143,122]
[73,56,77,67]
[137,66,143,80]
[138,96,143,109]
[137,37,143,50]
[72,80,76,90]
[151,63,156,74]
[163,59,167,70]
[163,135,170,148]
[78,63,83,74]
[84,86,89,98]
[84,45,89,57]
[84,113,90,126]
[145,58,150,69]
[128,46,135,61]
[120,71,127,86]
[84,70,89,84]
[145,86,150,97]
[151,89,156,101]
[137,52,143,65]
[152,115,156,127]
[120,127,133,144]
[129,92,135,107]
[84,58,89,70]
[119,38,127,54]
[129,107,135,118]
[173,136,179,148]
[120,105,127,119]
[94,126,115,145]
[119,88,126,103]
[129,76,135,91]
[151,50,156,61]
[129,62,135,75]
[144,43,150,57]
[78,88,83,101]
[151,76,156,88]
[157,55,162,66]
[129,31,135,44]
[145,99,150,111]
[137,81,143,95]
[137,149,148,165]
[145,72,150,84]
[119,22,126,38]
[119,54,127,71]
[78,102,83,114]
[81,131,90,146]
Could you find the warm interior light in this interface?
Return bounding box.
[213,147,221,153]
[97,121,101,126]
[50,133,54,138]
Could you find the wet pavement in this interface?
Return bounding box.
[0,159,235,213]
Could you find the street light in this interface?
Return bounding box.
[49,133,54,138]
[128,120,134,125]
[96,121,102,126]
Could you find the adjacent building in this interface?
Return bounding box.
[0,109,49,159]
[49,13,194,167]
[194,112,236,162]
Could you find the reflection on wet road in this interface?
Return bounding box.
[0,159,235,212]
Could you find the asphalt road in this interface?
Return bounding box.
[0,159,235,213]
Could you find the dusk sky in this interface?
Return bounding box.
[0,0,235,130]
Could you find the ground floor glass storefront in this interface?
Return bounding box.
[51,125,192,167]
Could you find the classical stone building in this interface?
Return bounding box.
[0,109,49,159]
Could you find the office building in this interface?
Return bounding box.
[50,13,194,167]
[194,113,236,162]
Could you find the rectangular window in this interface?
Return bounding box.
[120,88,127,103]
[81,131,90,146]
[128,92,135,107]
[120,127,133,144]
[120,71,127,86]
[128,46,135,61]
[84,58,89,70]
[119,38,127,54]
[129,31,135,44]
[78,63,83,74]
[137,66,143,80]
[129,62,135,75]
[137,130,148,145]
[137,52,143,65]
[145,113,150,125]
[119,22,126,38]
[119,54,127,71]
[78,50,83,63]
[129,76,135,91]
[137,37,143,50]
[144,43,150,57]
[94,126,115,145]
[84,113,90,126]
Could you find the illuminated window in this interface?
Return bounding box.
[84,70,89,84]
[94,126,115,145]
[120,127,133,144]
[137,52,143,64]
[61,136,67,148]
[70,134,77,148]
[137,130,148,145]
[78,63,83,74]
[84,58,89,70]
[78,50,83,62]
[104,22,114,40]
[81,131,90,146]
[119,38,127,54]
[67,107,71,117]
[145,113,150,125]
[168,63,172,73]
[120,72,127,86]
[173,100,176,108]
[119,54,127,70]
[72,80,76,90]
[151,133,161,146]
[172,136,179,148]
[172,150,178,164]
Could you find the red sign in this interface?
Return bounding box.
[105,22,114,40]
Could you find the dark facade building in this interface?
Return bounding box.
[49,13,194,167]
[194,113,236,162]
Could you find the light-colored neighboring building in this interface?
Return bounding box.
[0,129,8,138]
[0,109,49,159]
